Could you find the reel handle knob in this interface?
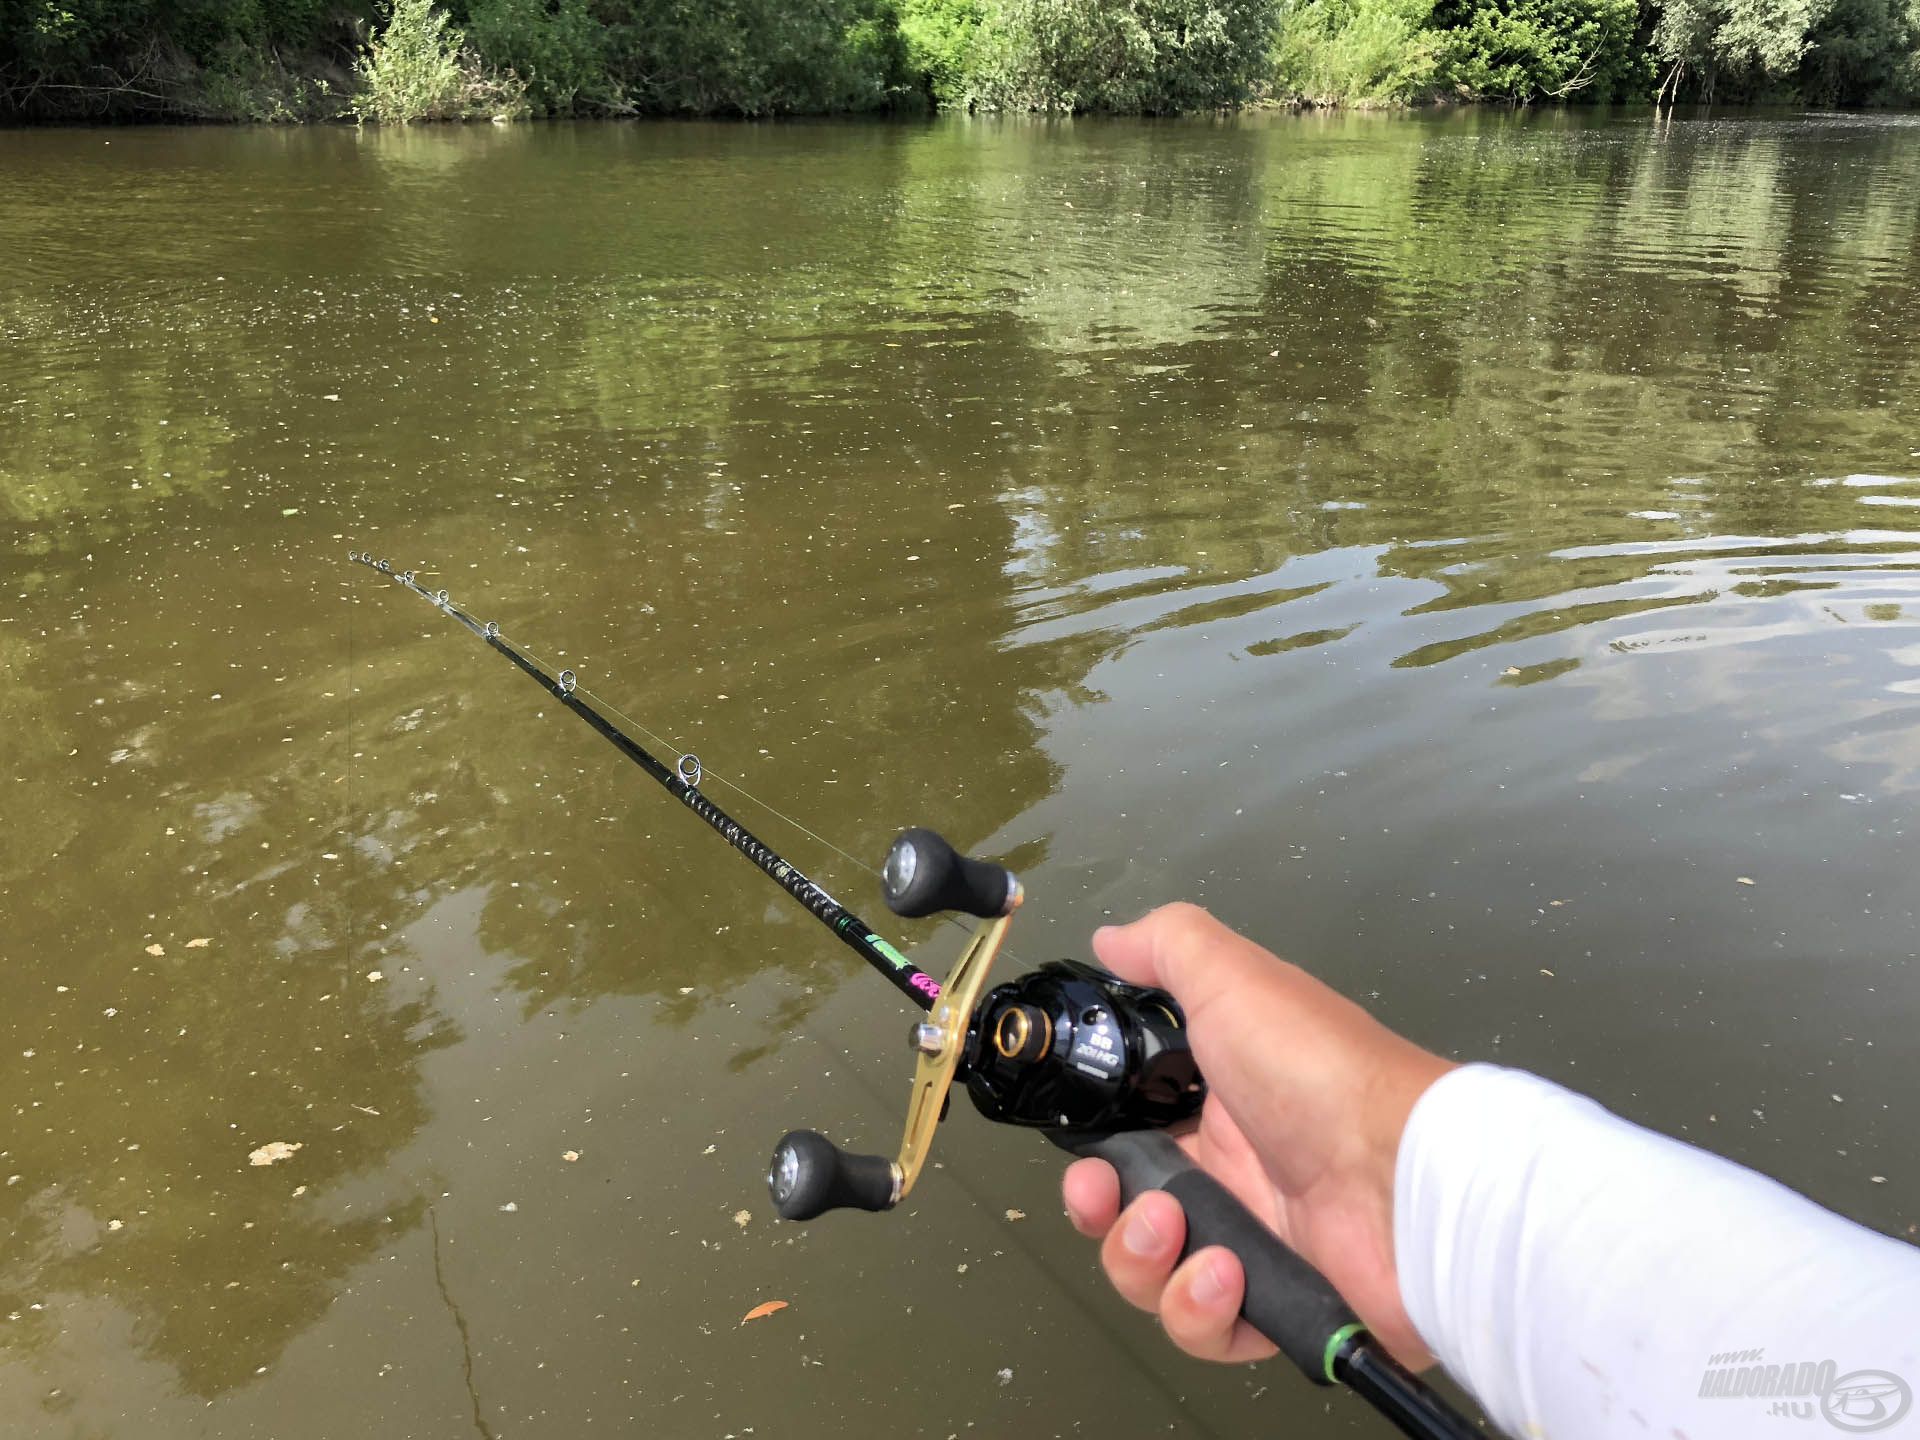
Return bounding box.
[881,828,1020,919]
[767,1130,900,1221]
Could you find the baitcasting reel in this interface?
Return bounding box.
[767,828,1204,1221]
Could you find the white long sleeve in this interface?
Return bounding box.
[1394,1064,1920,1438]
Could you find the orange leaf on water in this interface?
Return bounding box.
[739,1300,789,1326]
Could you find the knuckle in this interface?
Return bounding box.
[1159,1303,1233,1361]
[1153,902,1226,954]
[1156,1261,1237,1358]
[1155,900,1216,930]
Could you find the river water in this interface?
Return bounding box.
[1,110,1916,1439]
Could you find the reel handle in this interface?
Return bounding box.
[767,1130,900,1221]
[1053,1129,1360,1387]
[881,828,1020,919]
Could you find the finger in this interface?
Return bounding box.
[1062,1157,1122,1238]
[1091,905,1407,1118]
[1160,1247,1279,1365]
[1091,903,1291,1021]
[1097,1190,1187,1314]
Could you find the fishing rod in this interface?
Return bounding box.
[347,552,1480,1440]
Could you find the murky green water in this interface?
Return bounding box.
[2,110,1917,1439]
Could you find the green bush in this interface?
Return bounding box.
[1272,0,1440,103]
[968,0,1278,112]
[900,0,986,104]
[353,0,528,122]
[1799,0,1920,101]
[200,39,347,120]
[594,0,908,116]
[1432,0,1645,99]
[464,0,610,112]
[354,0,465,120]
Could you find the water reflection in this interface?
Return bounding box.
[1,110,1916,1438]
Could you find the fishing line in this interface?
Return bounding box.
[347,551,1479,1440]
[347,552,946,1007]
[370,556,995,959]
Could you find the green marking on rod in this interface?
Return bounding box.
[865,935,913,972]
[1323,1322,1367,1384]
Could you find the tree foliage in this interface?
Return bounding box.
[1650,0,1834,97]
[461,0,608,112]
[1431,0,1646,100]
[1272,0,1441,105]
[967,0,1281,112]
[0,0,1916,118]
[900,0,987,104]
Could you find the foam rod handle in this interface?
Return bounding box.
[881,828,1017,919]
[767,1130,899,1221]
[1057,1129,1360,1385]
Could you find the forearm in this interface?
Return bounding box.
[1395,1065,1920,1438]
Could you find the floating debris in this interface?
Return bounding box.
[248,1141,302,1167]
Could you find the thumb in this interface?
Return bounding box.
[1092,903,1292,1027]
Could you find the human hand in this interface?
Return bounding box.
[1061,903,1454,1368]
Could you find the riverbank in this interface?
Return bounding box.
[3,0,1916,126]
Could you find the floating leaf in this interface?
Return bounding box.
[144,943,164,957]
[248,1141,302,1167]
[185,937,210,949]
[740,1300,788,1325]
[1736,876,1756,886]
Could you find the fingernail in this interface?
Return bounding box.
[1122,1210,1163,1256]
[1189,1254,1232,1309]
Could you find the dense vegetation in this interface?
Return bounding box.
[0,0,1914,121]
